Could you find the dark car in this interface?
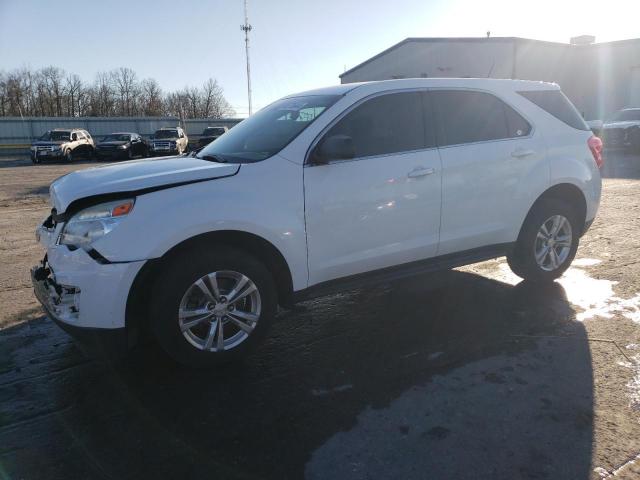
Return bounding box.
[30,128,95,164]
[601,108,640,152]
[95,132,148,160]
[197,126,228,148]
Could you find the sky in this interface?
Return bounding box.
[1,0,638,116]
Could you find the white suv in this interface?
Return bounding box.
[32,79,603,367]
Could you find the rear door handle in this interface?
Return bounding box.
[511,148,535,158]
[407,167,436,178]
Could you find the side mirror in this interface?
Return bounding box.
[312,134,355,164]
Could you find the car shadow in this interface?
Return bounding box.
[0,270,593,480]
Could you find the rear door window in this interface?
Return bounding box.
[323,91,434,159]
[518,90,589,131]
[432,90,532,146]
[433,90,508,146]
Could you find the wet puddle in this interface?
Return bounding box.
[494,259,640,323]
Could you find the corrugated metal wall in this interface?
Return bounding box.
[0,117,243,155]
[339,37,640,121]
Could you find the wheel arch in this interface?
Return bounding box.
[520,183,588,241]
[125,230,295,346]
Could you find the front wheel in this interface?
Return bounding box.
[64,149,74,163]
[507,198,580,282]
[150,246,277,367]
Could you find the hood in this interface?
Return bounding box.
[151,136,179,141]
[603,120,640,129]
[50,156,240,213]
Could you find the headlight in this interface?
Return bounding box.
[118,144,128,149]
[30,146,37,151]
[58,199,135,249]
[52,145,61,151]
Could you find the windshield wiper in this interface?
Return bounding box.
[198,154,228,163]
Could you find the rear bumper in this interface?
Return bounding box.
[31,263,128,358]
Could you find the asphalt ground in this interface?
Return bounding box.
[1,152,640,479]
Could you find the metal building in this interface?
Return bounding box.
[339,37,640,120]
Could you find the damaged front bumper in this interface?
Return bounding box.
[31,257,128,359]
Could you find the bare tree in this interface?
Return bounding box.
[201,78,234,118]
[41,66,65,116]
[64,74,83,116]
[141,78,163,116]
[0,72,7,116]
[92,71,116,116]
[113,67,139,116]
[183,86,200,118]
[0,66,234,119]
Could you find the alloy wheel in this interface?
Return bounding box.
[178,270,261,352]
[534,214,573,272]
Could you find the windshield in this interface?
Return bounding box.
[154,129,179,139]
[203,127,226,136]
[39,130,70,141]
[101,134,131,142]
[609,110,640,122]
[197,94,340,163]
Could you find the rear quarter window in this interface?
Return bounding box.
[518,90,589,131]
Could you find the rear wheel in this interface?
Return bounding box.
[507,198,580,282]
[150,246,277,368]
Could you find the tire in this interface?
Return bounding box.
[65,149,73,163]
[31,156,39,164]
[507,198,580,282]
[127,148,133,160]
[149,245,277,368]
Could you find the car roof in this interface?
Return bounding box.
[286,78,560,99]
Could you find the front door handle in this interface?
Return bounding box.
[408,167,435,178]
[511,148,535,158]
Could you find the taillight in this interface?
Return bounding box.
[588,135,604,169]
